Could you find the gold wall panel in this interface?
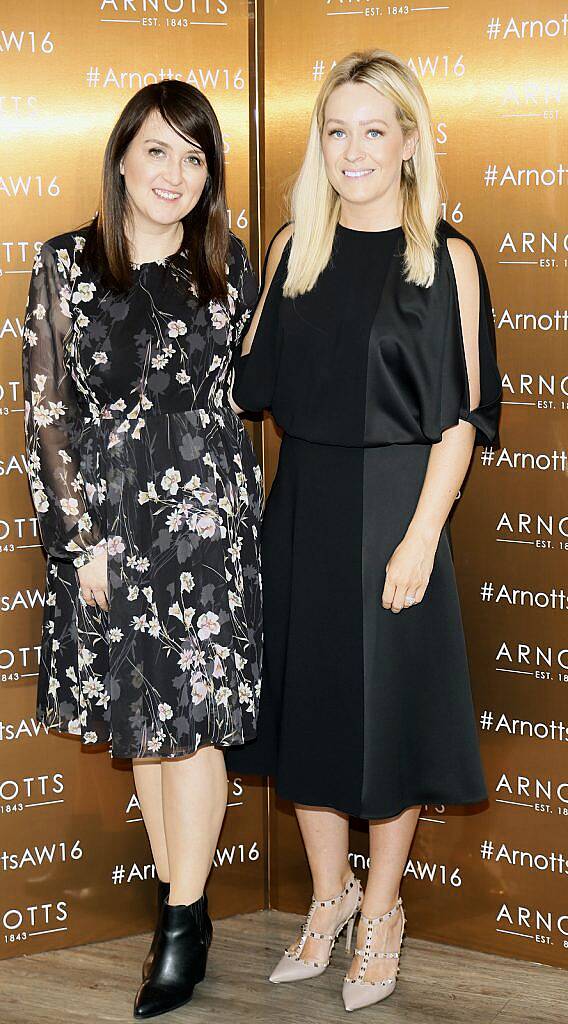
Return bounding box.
[0,0,266,960]
[262,0,568,968]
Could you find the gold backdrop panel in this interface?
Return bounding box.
[0,0,266,960]
[262,0,567,967]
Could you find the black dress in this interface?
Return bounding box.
[22,230,262,759]
[225,218,502,819]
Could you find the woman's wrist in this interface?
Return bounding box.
[405,517,442,547]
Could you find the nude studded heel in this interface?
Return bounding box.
[269,874,363,984]
[342,897,405,1012]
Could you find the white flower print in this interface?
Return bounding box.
[215,686,231,707]
[60,497,79,516]
[178,649,193,671]
[195,516,216,539]
[197,611,220,640]
[180,572,194,593]
[161,467,181,494]
[32,487,49,514]
[166,509,183,532]
[72,281,96,303]
[167,319,187,337]
[158,703,173,722]
[23,232,261,760]
[191,674,208,704]
[210,304,228,330]
[238,682,253,704]
[107,535,126,556]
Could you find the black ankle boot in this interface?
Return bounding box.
[142,880,170,981]
[133,893,212,1019]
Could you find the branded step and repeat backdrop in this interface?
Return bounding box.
[0,0,267,961]
[1,0,566,971]
[263,0,567,969]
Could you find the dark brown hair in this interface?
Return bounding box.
[83,80,229,303]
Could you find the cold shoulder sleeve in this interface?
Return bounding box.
[438,226,502,446]
[22,242,105,566]
[232,229,291,413]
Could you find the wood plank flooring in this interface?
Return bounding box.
[1,910,566,1024]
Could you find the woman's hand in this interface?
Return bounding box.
[77,550,109,611]
[382,525,438,614]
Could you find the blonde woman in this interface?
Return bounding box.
[228,50,501,1011]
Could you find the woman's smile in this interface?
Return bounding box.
[152,187,182,201]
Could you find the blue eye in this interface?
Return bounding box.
[329,129,345,138]
[368,130,383,138]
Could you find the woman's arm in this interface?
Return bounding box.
[23,242,108,607]
[229,224,294,415]
[382,237,481,613]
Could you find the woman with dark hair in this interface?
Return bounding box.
[22,81,261,1018]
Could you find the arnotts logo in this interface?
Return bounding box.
[1,901,68,940]
[495,512,568,548]
[501,372,568,400]
[497,904,568,944]
[499,230,568,255]
[496,640,568,678]
[0,772,64,804]
[99,0,228,14]
[0,516,40,551]
[496,771,568,805]
[0,644,40,683]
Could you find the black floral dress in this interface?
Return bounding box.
[22,229,262,759]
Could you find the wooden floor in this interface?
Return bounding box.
[2,910,567,1024]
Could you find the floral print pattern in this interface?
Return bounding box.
[23,229,262,758]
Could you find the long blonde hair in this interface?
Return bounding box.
[285,49,443,297]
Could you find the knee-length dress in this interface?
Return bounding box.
[225,218,502,819]
[22,229,262,759]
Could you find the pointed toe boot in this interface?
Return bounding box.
[134,893,212,1019]
[142,880,170,981]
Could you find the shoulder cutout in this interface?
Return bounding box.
[263,223,294,287]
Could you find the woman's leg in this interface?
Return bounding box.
[346,805,420,982]
[162,745,228,906]
[289,804,352,962]
[132,758,170,883]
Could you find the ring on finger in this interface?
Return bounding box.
[405,594,416,606]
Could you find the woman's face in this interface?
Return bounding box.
[120,110,209,232]
[321,82,417,214]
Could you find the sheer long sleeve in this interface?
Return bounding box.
[230,234,259,346]
[22,242,105,566]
